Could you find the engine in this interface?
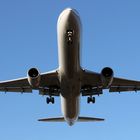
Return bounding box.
[101,67,114,88]
[27,68,41,88]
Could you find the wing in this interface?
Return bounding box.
[81,69,140,95]
[0,70,60,96]
[81,70,102,87]
[0,77,32,93]
[39,70,60,96]
[110,77,140,92]
[81,69,103,96]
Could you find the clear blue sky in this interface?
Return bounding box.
[0,0,140,139]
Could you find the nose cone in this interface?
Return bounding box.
[63,8,79,17]
[58,8,80,24]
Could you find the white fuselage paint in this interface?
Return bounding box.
[57,8,82,126]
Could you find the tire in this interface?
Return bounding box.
[92,97,95,104]
[87,97,91,104]
[51,97,55,104]
[46,97,50,104]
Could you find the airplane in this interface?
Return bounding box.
[1,8,140,126]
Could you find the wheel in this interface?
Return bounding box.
[87,97,91,104]
[51,97,55,104]
[92,97,95,104]
[46,97,50,104]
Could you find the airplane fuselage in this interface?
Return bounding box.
[57,8,82,125]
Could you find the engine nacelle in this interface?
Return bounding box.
[27,68,41,88]
[101,67,114,88]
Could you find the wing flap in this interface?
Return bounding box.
[0,87,32,93]
[109,86,140,92]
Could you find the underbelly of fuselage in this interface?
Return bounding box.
[60,78,81,125]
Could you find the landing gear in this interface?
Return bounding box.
[67,30,73,45]
[87,96,95,104]
[46,97,55,104]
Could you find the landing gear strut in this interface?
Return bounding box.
[46,96,55,104]
[87,96,95,104]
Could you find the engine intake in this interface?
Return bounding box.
[27,68,41,88]
[101,67,114,88]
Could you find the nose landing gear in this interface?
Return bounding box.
[67,30,74,44]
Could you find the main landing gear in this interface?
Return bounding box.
[46,96,55,104]
[87,96,95,104]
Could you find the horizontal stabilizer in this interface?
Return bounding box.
[78,116,105,122]
[38,117,65,122]
[38,116,104,122]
